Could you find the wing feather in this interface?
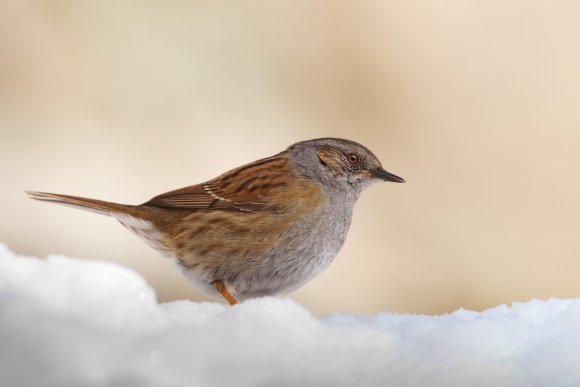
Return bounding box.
[144,155,292,212]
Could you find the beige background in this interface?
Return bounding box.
[1,1,579,316]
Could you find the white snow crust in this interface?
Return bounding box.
[1,243,579,387]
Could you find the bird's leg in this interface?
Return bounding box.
[212,280,238,305]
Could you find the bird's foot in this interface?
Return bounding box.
[212,280,238,305]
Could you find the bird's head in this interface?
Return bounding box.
[288,138,405,197]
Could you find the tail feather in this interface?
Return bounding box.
[26,191,134,217]
[27,191,174,257]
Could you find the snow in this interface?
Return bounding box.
[1,243,579,387]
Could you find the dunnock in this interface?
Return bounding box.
[28,138,404,304]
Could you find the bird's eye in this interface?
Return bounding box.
[346,153,360,165]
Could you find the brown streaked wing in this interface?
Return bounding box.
[144,155,293,212]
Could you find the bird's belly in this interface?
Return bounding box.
[239,228,346,299]
[177,206,353,301]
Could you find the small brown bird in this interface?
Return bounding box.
[28,138,404,305]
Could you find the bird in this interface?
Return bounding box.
[27,138,404,305]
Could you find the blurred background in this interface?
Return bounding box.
[1,1,579,316]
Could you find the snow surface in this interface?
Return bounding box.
[1,243,579,387]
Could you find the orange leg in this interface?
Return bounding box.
[212,280,238,305]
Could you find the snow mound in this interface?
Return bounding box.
[1,243,578,387]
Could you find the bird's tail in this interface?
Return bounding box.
[26,191,136,217]
[27,191,175,257]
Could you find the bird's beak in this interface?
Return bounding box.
[371,168,406,183]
